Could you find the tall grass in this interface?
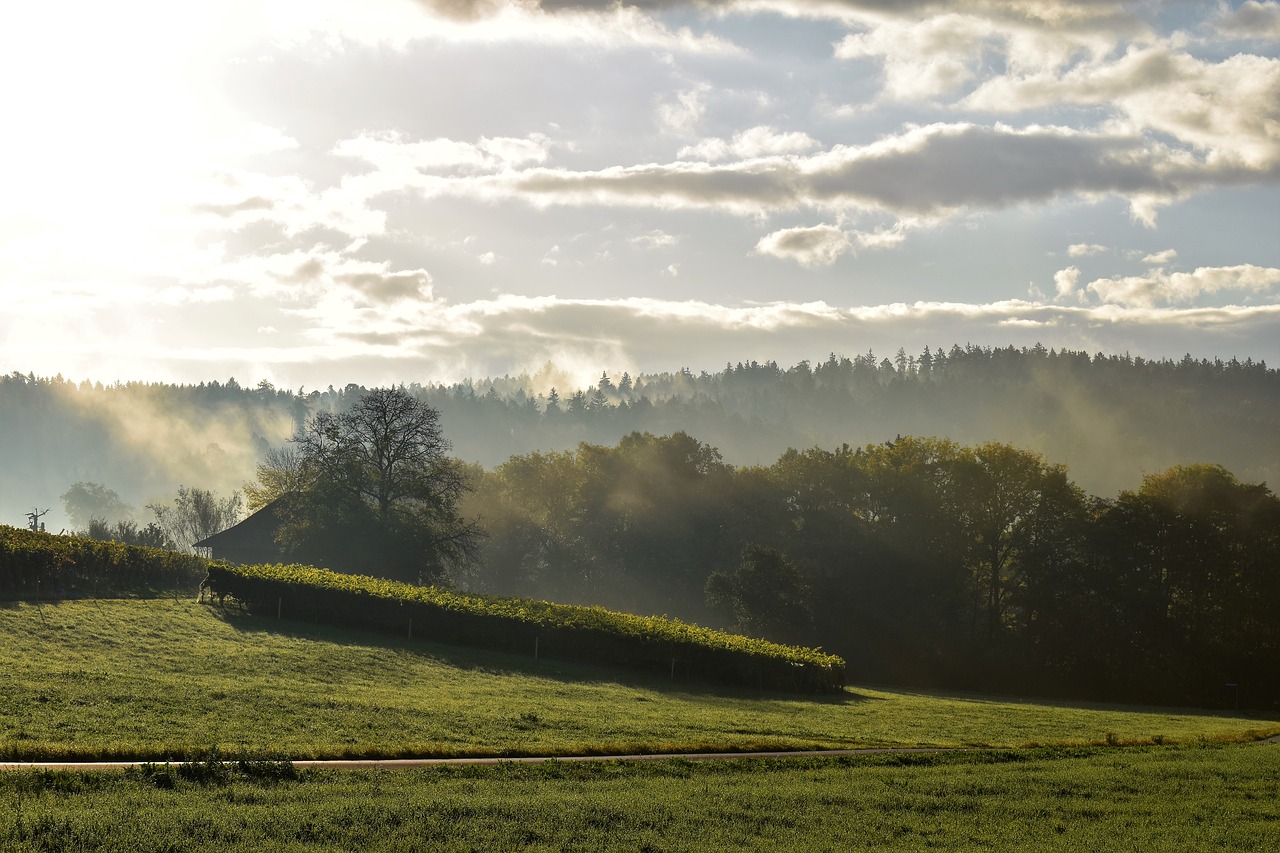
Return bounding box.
[2,746,1278,850]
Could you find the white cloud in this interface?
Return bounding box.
[1216,1,1280,39]
[12,282,1280,391]
[754,224,852,267]
[679,126,820,161]
[1054,266,1081,299]
[1141,249,1177,265]
[835,14,999,101]
[629,230,682,250]
[334,131,551,175]
[1068,243,1108,257]
[1086,264,1280,307]
[658,87,709,136]
[963,45,1280,171]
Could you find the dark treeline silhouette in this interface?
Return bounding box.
[462,433,1280,710]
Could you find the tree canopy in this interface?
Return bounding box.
[463,432,1280,707]
[272,387,480,585]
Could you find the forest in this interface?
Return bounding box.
[4,345,1278,532]
[3,345,1278,707]
[462,433,1279,708]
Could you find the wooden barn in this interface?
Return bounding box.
[194,497,287,565]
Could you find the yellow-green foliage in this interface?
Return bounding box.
[0,526,206,598]
[207,562,846,693]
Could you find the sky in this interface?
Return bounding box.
[2,0,1279,390]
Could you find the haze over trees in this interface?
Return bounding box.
[461,434,1280,708]
[4,346,1278,531]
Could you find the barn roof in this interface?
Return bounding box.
[194,496,287,551]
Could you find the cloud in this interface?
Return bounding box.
[963,45,1280,172]
[413,0,1138,32]
[1141,249,1177,265]
[658,87,709,136]
[679,126,821,161]
[1086,264,1280,308]
[754,224,852,267]
[1067,243,1108,257]
[835,14,1000,101]
[502,123,1194,220]
[1053,266,1081,299]
[629,230,682,250]
[15,283,1280,392]
[1216,1,1280,39]
[333,131,552,175]
[210,245,435,307]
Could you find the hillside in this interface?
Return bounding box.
[2,599,1274,762]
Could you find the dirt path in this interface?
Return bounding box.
[0,747,962,772]
[6,739,1274,771]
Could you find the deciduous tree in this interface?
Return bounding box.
[279,387,480,584]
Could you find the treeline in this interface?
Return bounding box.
[460,433,1280,709]
[5,346,1280,529]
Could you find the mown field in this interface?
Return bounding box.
[3,746,1278,851]
[4,598,1279,850]
[3,599,1276,761]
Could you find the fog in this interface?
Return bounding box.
[3,347,1277,534]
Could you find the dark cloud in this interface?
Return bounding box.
[807,125,1175,214]
[507,124,1194,217]
[338,270,433,303]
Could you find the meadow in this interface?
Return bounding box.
[4,597,1280,850]
[3,599,1276,762]
[2,746,1278,850]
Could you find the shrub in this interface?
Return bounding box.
[206,562,846,693]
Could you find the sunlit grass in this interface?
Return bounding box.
[2,600,1276,761]
[2,746,1278,850]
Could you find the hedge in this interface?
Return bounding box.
[0,526,208,599]
[206,562,847,694]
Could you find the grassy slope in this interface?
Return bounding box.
[3,599,1276,761]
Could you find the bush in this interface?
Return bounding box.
[0,525,208,599]
[206,562,846,693]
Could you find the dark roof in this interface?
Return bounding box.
[194,496,287,551]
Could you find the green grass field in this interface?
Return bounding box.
[3,599,1276,761]
[4,598,1279,850]
[3,746,1278,850]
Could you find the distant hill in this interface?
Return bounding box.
[3,345,1278,529]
